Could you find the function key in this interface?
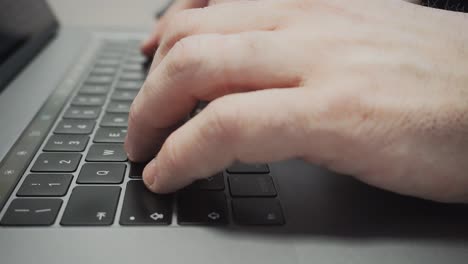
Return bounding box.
[120,181,173,225]
[54,119,95,134]
[111,90,138,101]
[106,101,131,113]
[77,163,126,184]
[31,153,81,172]
[79,84,110,95]
[100,113,128,127]
[177,191,228,225]
[119,72,145,81]
[228,174,277,197]
[86,144,127,162]
[93,127,127,143]
[61,186,121,226]
[91,67,117,76]
[0,199,62,226]
[71,95,106,106]
[86,75,114,85]
[115,80,143,90]
[226,163,270,174]
[63,106,101,119]
[43,135,89,152]
[17,174,73,197]
[232,198,285,226]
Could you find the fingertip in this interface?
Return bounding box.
[143,158,157,190]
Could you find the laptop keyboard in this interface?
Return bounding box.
[0,39,285,227]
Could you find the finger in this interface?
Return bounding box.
[149,0,286,71]
[143,88,310,193]
[141,0,209,56]
[125,32,302,162]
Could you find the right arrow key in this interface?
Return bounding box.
[177,191,228,225]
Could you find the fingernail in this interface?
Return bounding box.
[143,158,158,189]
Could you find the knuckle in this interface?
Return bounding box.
[161,9,198,55]
[165,35,204,77]
[201,98,243,146]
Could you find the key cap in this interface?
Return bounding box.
[232,198,285,225]
[79,84,110,95]
[86,75,113,85]
[122,63,144,72]
[119,72,145,81]
[63,106,101,119]
[129,162,146,178]
[226,163,270,174]
[110,90,138,101]
[95,58,120,67]
[228,174,277,197]
[61,186,121,226]
[115,80,143,90]
[120,181,173,225]
[71,95,106,106]
[100,113,128,127]
[0,199,62,226]
[125,55,146,64]
[54,119,95,134]
[106,101,131,113]
[93,127,127,143]
[91,67,117,76]
[177,191,228,225]
[86,144,127,162]
[43,135,89,152]
[31,153,81,172]
[190,173,225,190]
[17,174,73,197]
[77,163,126,184]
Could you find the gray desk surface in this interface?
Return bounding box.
[47,0,170,28]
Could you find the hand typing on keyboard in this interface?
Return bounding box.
[126,0,468,203]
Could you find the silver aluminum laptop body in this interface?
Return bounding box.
[0,1,467,263]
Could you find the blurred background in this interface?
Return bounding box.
[47,0,170,28]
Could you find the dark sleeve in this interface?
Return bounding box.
[421,0,468,12]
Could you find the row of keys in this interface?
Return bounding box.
[1,182,284,226]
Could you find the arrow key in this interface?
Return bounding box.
[120,181,172,225]
[17,174,73,197]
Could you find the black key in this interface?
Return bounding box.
[91,67,117,76]
[86,75,113,85]
[129,162,146,178]
[77,163,126,184]
[54,119,95,134]
[86,144,127,162]
[115,80,143,90]
[17,174,73,197]
[61,186,121,226]
[63,106,101,119]
[0,199,62,226]
[177,191,228,225]
[119,72,145,81]
[100,113,128,127]
[232,198,285,226]
[110,90,138,101]
[43,135,89,152]
[190,173,225,190]
[228,174,277,197]
[106,101,131,113]
[120,181,172,225]
[31,153,81,172]
[93,127,127,143]
[79,84,110,95]
[71,95,106,106]
[226,163,270,174]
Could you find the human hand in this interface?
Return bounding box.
[127,0,468,202]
